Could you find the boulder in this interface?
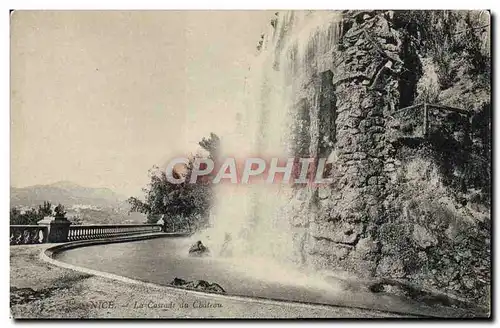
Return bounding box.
[188,240,210,257]
[169,277,226,294]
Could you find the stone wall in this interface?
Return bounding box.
[295,10,403,277]
[282,10,490,305]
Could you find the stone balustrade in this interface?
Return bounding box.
[10,224,163,245]
[10,225,49,245]
[67,224,162,241]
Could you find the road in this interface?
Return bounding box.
[10,242,406,318]
[54,236,476,318]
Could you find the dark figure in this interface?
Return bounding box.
[188,240,210,257]
[220,233,232,257]
[169,277,226,294]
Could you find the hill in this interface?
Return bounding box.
[10,181,146,224]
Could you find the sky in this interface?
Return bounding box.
[11,10,274,196]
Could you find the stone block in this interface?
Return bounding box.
[376,256,406,278]
[311,221,363,245]
[412,224,438,249]
[355,237,380,257]
[317,186,332,199]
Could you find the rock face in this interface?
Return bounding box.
[306,11,402,279]
[264,10,490,305]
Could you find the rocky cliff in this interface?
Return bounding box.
[261,10,490,305]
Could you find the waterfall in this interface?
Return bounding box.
[199,11,343,267]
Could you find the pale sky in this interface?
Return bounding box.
[11,10,274,196]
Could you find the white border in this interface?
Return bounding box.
[3,1,498,328]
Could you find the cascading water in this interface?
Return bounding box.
[198,11,343,274]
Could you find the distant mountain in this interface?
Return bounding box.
[10,181,147,224]
[10,181,126,208]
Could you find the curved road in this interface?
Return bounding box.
[55,236,477,318]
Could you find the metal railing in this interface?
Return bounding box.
[392,102,470,139]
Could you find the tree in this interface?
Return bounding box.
[198,132,220,160]
[10,201,54,225]
[10,208,25,225]
[128,133,219,231]
[54,204,66,219]
[38,201,53,218]
[69,215,84,225]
